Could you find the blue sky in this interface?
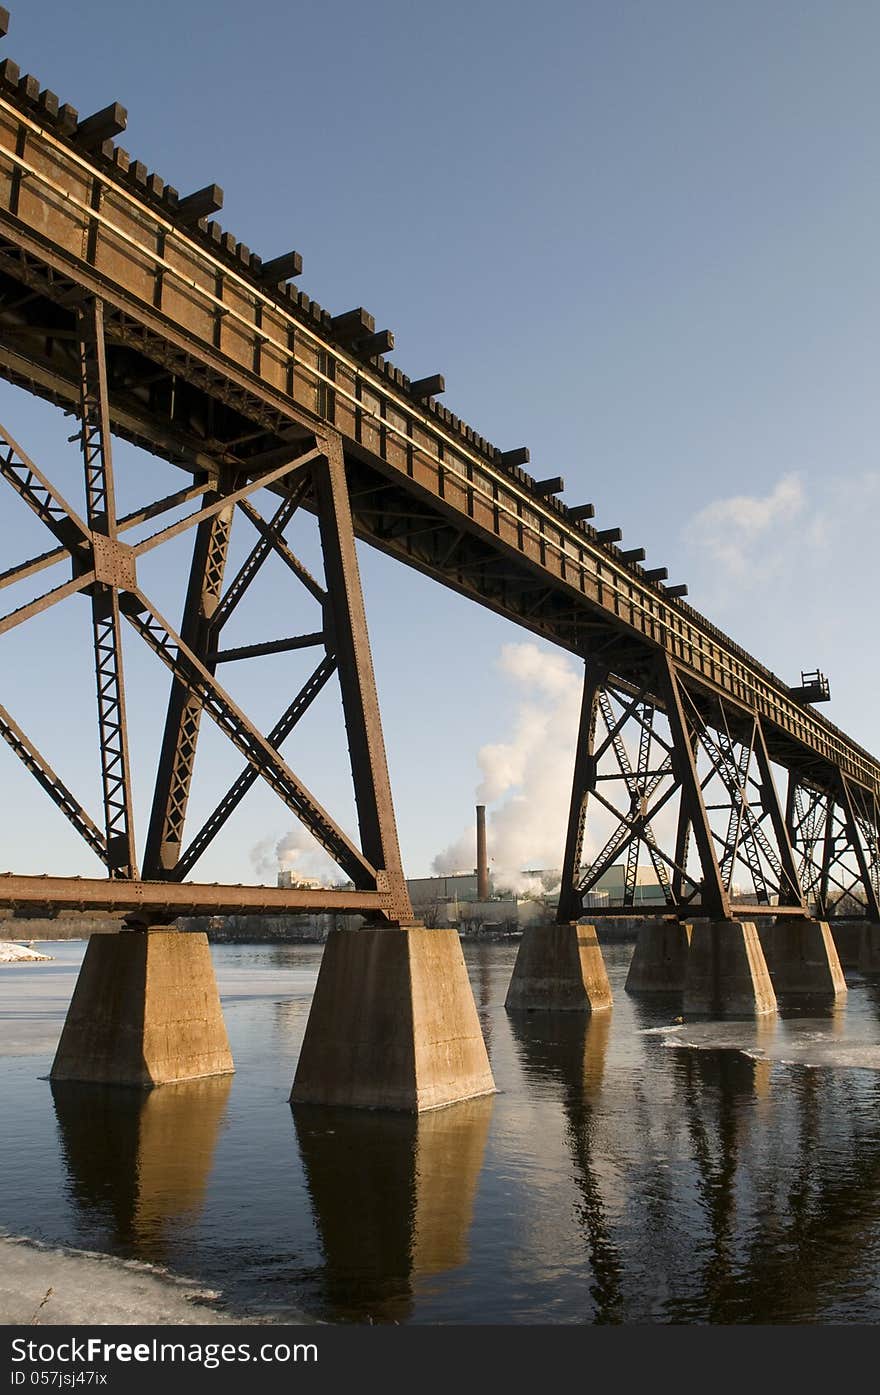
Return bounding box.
[0,1,877,884]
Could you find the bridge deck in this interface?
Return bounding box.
[0,72,875,806]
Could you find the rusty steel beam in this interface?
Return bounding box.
[819,790,836,915]
[0,568,96,637]
[0,703,108,865]
[259,250,303,284]
[853,790,880,911]
[142,491,234,878]
[174,654,337,879]
[131,446,321,558]
[175,184,224,225]
[118,476,214,528]
[211,489,304,631]
[585,902,816,919]
[238,498,326,603]
[0,420,90,548]
[210,632,325,664]
[815,794,864,912]
[0,310,233,475]
[123,587,378,887]
[576,769,684,897]
[838,775,880,921]
[713,723,772,900]
[657,654,731,919]
[0,872,395,917]
[557,658,603,922]
[684,696,785,903]
[784,774,873,918]
[0,539,67,593]
[629,704,670,900]
[76,299,138,879]
[753,716,805,907]
[409,374,445,400]
[0,475,210,594]
[312,437,412,920]
[75,102,127,150]
[593,687,673,902]
[716,728,754,893]
[671,765,694,904]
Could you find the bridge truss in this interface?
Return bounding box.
[0,30,875,923]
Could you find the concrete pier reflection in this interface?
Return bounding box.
[507,1009,623,1321]
[50,1076,232,1260]
[292,1095,494,1322]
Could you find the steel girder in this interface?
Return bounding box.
[0,298,412,922]
[556,654,832,922]
[786,773,880,921]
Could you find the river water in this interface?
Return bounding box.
[3,937,880,1325]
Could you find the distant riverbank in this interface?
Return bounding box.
[0,913,642,945]
[0,912,122,941]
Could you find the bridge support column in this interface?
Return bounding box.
[505,923,612,1012]
[625,921,693,993]
[829,922,865,970]
[50,930,233,1087]
[858,924,880,974]
[290,927,495,1111]
[683,920,777,1018]
[758,917,847,999]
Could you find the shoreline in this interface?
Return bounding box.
[0,1234,301,1326]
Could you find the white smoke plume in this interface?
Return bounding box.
[432,642,589,895]
[249,835,276,880]
[249,826,337,885]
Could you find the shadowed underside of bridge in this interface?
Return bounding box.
[0,21,876,1097]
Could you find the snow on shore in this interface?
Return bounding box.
[0,1234,255,1325]
[0,941,53,963]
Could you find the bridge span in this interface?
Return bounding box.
[0,12,876,1108]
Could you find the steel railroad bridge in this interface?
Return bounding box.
[0,17,876,940]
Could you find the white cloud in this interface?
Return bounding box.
[682,472,805,579]
[682,468,880,616]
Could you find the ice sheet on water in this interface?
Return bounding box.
[645,1017,880,1072]
[0,1232,241,1326]
[0,942,53,963]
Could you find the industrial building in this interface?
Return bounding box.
[403,806,667,935]
[261,807,669,938]
[276,871,323,891]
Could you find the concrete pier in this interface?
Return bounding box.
[290,926,496,1111]
[758,917,847,1000]
[50,930,233,1087]
[505,922,612,1012]
[683,920,777,1018]
[830,921,865,970]
[625,921,692,993]
[858,923,880,974]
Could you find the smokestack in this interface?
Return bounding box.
[476,804,489,901]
